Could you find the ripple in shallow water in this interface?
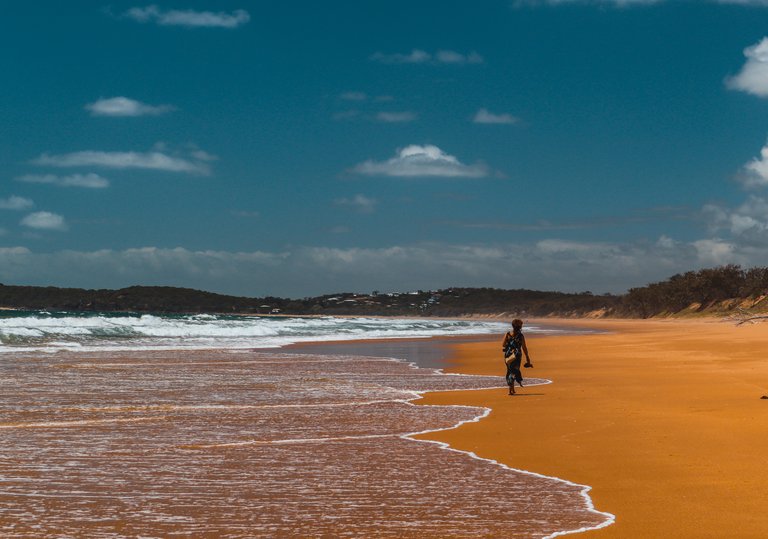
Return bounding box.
[0,349,611,537]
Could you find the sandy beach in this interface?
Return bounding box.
[414,318,768,538]
[4,314,768,537]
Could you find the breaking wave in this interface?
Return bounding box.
[0,311,551,352]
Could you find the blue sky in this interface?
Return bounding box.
[4,1,768,297]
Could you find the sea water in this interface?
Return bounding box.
[0,311,523,352]
[0,312,612,537]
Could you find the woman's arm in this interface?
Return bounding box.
[521,334,533,367]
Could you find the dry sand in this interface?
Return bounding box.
[414,318,768,538]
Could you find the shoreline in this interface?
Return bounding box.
[287,323,615,537]
[1,327,610,538]
[9,314,766,535]
[403,389,616,539]
[413,318,768,537]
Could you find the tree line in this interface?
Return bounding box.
[0,264,766,318]
[618,265,768,318]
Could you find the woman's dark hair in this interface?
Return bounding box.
[512,319,523,331]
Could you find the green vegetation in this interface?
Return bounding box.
[619,265,768,318]
[0,285,617,317]
[1,264,767,318]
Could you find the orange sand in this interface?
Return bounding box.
[414,319,768,538]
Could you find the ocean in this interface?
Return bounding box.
[0,312,612,537]
[0,311,517,352]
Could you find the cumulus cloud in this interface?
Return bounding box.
[32,149,213,175]
[352,145,489,178]
[735,142,768,188]
[0,196,34,210]
[370,49,484,65]
[376,111,416,123]
[85,96,175,117]
[473,108,519,125]
[699,137,768,247]
[16,173,110,189]
[727,37,768,97]
[190,149,218,162]
[20,212,67,231]
[334,194,377,213]
[124,5,250,28]
[692,239,741,267]
[704,195,768,245]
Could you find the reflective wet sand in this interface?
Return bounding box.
[0,349,608,537]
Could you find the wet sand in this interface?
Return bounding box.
[415,318,768,538]
[0,346,606,537]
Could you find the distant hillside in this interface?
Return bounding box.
[0,284,267,313]
[617,265,768,318]
[1,264,767,318]
[0,284,617,317]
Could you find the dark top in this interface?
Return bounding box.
[503,331,524,360]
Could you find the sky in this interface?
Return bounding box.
[4,1,768,297]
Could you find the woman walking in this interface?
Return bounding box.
[503,319,533,395]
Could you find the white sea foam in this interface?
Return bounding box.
[0,348,611,537]
[0,312,611,536]
[0,311,569,353]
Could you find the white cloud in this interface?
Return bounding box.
[352,145,489,178]
[20,212,67,231]
[0,196,34,210]
[737,142,768,188]
[473,108,519,125]
[704,196,768,244]
[190,149,218,162]
[0,237,763,297]
[124,5,250,28]
[692,239,741,266]
[17,173,110,189]
[334,194,377,213]
[376,111,416,123]
[727,38,768,97]
[702,139,768,245]
[656,235,676,249]
[32,149,212,175]
[85,96,175,117]
[371,49,431,64]
[370,49,484,65]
